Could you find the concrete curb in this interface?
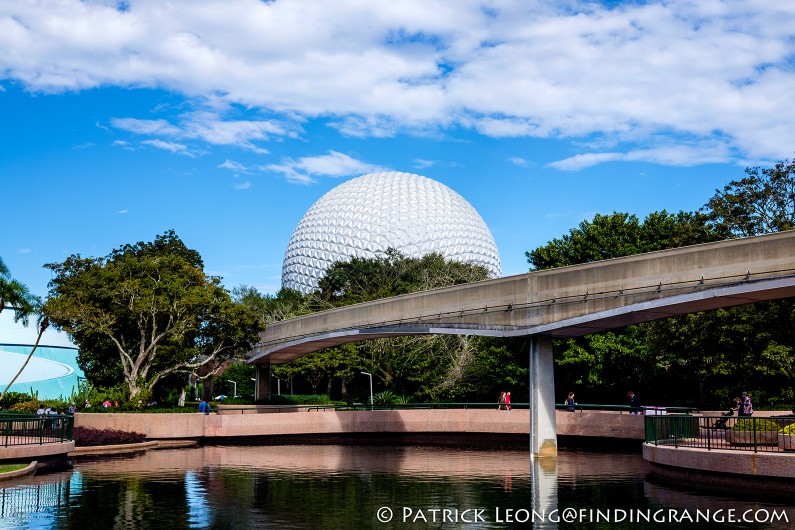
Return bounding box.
[69,441,160,456]
[643,443,795,479]
[0,461,37,481]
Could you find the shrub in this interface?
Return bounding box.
[8,400,40,414]
[267,394,333,405]
[4,397,71,414]
[72,426,146,446]
[730,418,781,431]
[780,423,795,435]
[0,392,34,408]
[373,390,396,405]
[125,387,153,411]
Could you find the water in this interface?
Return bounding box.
[0,445,792,529]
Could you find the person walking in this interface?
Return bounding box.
[497,392,506,410]
[565,392,576,412]
[741,392,753,416]
[505,391,512,411]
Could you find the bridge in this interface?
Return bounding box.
[247,231,795,456]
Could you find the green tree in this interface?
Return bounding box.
[312,249,488,307]
[525,211,723,405]
[704,157,795,237]
[233,285,308,325]
[526,210,720,270]
[695,158,795,407]
[42,231,263,401]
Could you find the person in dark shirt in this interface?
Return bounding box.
[741,392,753,416]
[565,392,576,412]
[627,391,641,415]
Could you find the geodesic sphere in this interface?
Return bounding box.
[282,171,501,293]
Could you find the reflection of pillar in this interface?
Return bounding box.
[254,362,271,402]
[532,455,558,521]
[530,336,557,457]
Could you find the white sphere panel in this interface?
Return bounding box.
[282,171,501,293]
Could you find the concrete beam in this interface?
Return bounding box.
[250,231,795,363]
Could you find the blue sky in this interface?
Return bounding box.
[2,0,794,299]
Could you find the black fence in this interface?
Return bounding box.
[555,403,699,414]
[645,414,795,453]
[0,414,74,447]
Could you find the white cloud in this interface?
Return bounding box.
[549,143,733,171]
[219,160,251,173]
[233,181,251,190]
[141,138,191,155]
[112,112,292,153]
[413,158,436,169]
[112,139,134,150]
[2,1,795,163]
[264,150,384,184]
[508,157,530,167]
[117,209,128,214]
[112,118,182,137]
[17,248,31,254]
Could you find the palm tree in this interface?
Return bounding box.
[0,256,38,324]
[0,255,44,401]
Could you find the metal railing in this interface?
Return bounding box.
[555,403,699,414]
[218,402,698,414]
[219,403,522,413]
[0,414,74,447]
[645,414,795,453]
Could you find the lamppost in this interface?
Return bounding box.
[361,371,373,409]
[226,379,237,398]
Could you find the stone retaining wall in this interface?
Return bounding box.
[73,409,645,440]
[643,443,795,498]
[643,443,795,479]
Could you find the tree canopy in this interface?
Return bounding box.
[312,248,489,308]
[43,231,263,402]
[704,158,795,237]
[526,210,722,270]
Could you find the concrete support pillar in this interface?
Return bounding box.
[529,336,557,457]
[254,362,271,402]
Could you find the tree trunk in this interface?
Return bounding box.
[202,377,214,402]
[178,387,186,407]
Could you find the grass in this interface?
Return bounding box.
[0,463,29,473]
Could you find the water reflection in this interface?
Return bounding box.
[0,446,791,529]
